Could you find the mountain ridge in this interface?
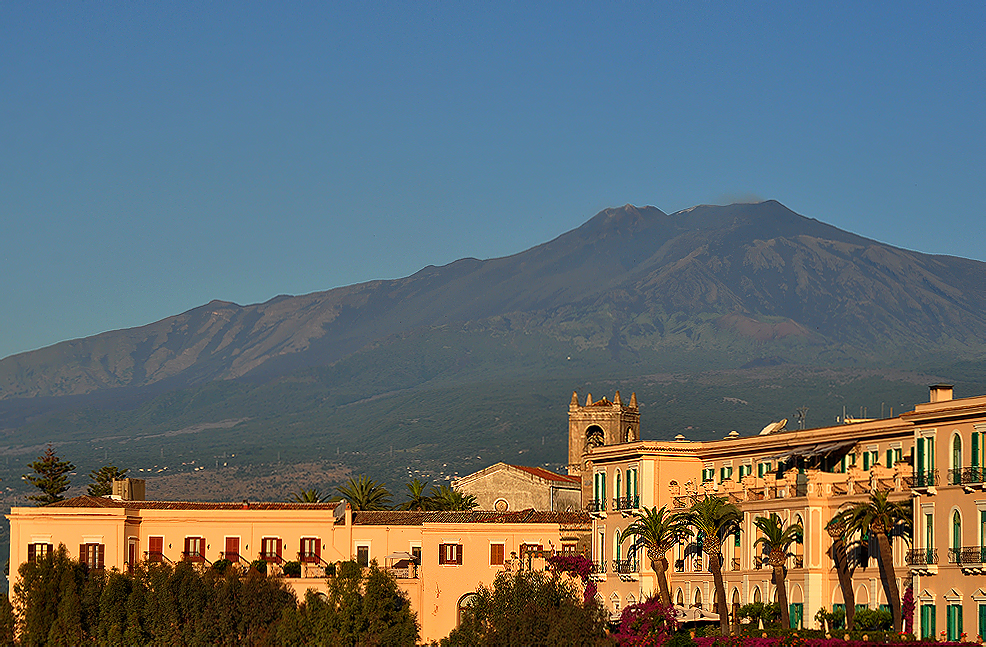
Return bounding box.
[3,200,986,403]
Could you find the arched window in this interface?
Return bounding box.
[586,425,605,449]
[952,433,962,484]
[676,588,684,606]
[615,470,622,506]
[625,427,635,442]
[952,510,962,551]
[694,588,703,609]
[457,593,478,627]
[753,586,762,604]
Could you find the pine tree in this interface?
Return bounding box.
[87,464,129,497]
[24,444,75,506]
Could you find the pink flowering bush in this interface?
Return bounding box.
[547,554,597,606]
[612,596,678,647]
[694,637,978,647]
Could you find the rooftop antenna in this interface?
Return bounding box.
[795,406,809,430]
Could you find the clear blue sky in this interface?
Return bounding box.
[1,2,983,361]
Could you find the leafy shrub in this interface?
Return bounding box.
[853,607,891,631]
[281,560,301,578]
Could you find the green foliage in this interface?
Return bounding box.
[398,478,432,510]
[276,560,417,646]
[282,561,301,578]
[0,595,14,646]
[853,607,892,631]
[336,475,392,511]
[442,569,611,647]
[24,444,75,506]
[290,488,330,503]
[14,546,298,646]
[428,484,478,511]
[737,602,781,629]
[86,464,129,497]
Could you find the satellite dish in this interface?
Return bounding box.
[758,418,788,435]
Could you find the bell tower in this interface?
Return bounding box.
[567,390,639,475]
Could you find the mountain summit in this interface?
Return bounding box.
[3,200,985,401]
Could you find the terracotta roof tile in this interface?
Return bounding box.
[352,509,590,526]
[47,495,343,512]
[507,464,580,484]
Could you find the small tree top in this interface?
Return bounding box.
[24,444,75,506]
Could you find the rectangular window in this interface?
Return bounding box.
[863,452,871,471]
[184,537,205,562]
[720,466,733,482]
[758,462,772,478]
[561,543,577,553]
[261,537,282,563]
[224,537,240,562]
[411,546,422,564]
[978,604,986,646]
[887,449,894,469]
[490,544,505,565]
[300,537,320,563]
[947,604,963,642]
[148,536,164,563]
[702,467,715,482]
[80,543,105,570]
[438,543,462,565]
[27,542,53,563]
[356,545,369,567]
[921,604,936,639]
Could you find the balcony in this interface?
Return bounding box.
[905,469,939,489]
[692,558,703,572]
[591,560,607,574]
[730,557,740,571]
[946,467,985,489]
[614,496,640,511]
[674,559,684,572]
[613,559,638,574]
[906,548,938,565]
[586,499,606,513]
[791,555,804,569]
[947,546,986,565]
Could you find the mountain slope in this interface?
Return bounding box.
[3,200,986,402]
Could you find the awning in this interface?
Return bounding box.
[385,551,415,560]
[765,440,855,462]
[673,606,720,623]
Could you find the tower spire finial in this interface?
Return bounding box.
[586,393,593,406]
[571,391,579,407]
[613,390,622,405]
[630,392,637,407]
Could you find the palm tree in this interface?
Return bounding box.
[399,478,432,511]
[335,475,392,511]
[620,506,693,606]
[688,495,742,636]
[428,484,478,511]
[753,513,803,630]
[826,510,856,631]
[289,488,329,503]
[843,491,912,633]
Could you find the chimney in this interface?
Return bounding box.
[929,383,954,403]
[112,478,145,501]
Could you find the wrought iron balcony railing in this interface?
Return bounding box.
[674,559,684,572]
[614,496,640,510]
[947,546,986,565]
[947,467,985,486]
[905,548,938,566]
[591,560,607,574]
[613,559,638,574]
[586,499,606,513]
[905,470,939,488]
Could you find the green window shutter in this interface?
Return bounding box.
[917,438,925,473]
[973,431,980,468]
[887,449,893,468]
[863,452,870,471]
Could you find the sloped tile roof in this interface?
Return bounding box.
[47,495,342,511]
[506,464,581,484]
[352,509,590,526]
